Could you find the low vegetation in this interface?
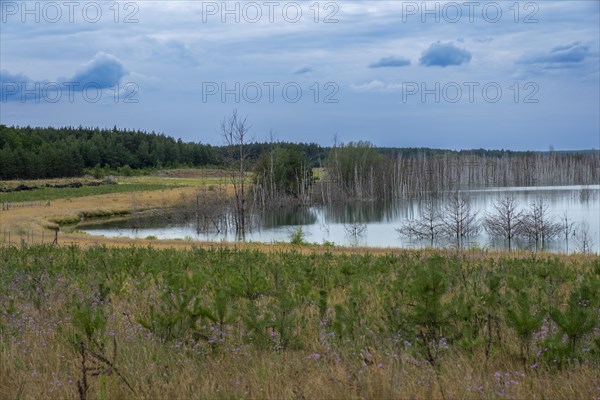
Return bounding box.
[1,245,598,399]
[1,119,598,400]
[0,183,173,204]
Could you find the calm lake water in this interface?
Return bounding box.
[81,185,600,253]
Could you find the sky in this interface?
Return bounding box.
[1,0,599,150]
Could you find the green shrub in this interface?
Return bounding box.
[289,226,306,245]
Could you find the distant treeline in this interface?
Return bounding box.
[0,125,219,179]
[318,142,600,202]
[0,125,327,180]
[0,125,598,185]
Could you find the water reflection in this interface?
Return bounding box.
[80,185,600,253]
[260,207,318,228]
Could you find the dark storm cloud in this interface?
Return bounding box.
[69,52,128,89]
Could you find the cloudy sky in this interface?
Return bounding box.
[1,0,598,150]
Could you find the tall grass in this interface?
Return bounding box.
[0,245,598,399]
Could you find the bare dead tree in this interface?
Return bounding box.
[344,220,367,247]
[396,198,441,247]
[440,192,479,250]
[483,196,524,252]
[520,199,561,251]
[193,186,229,234]
[574,221,594,254]
[344,221,367,237]
[561,211,576,253]
[375,150,599,199]
[220,110,252,239]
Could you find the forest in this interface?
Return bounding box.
[0,125,324,180]
[2,125,598,187]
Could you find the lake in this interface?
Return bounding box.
[80,185,600,253]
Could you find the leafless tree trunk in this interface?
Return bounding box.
[221,110,252,239]
[483,196,524,252]
[574,221,594,254]
[440,192,479,250]
[520,199,561,251]
[397,197,440,247]
[561,211,576,253]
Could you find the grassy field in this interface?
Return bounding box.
[0,184,175,204]
[0,245,598,399]
[1,170,599,399]
[0,170,220,241]
[0,169,249,204]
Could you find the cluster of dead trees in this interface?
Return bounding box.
[317,142,599,201]
[398,194,590,252]
[396,193,480,250]
[218,111,316,238]
[202,111,598,243]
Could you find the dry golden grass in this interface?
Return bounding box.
[2,311,598,400]
[0,186,194,231]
